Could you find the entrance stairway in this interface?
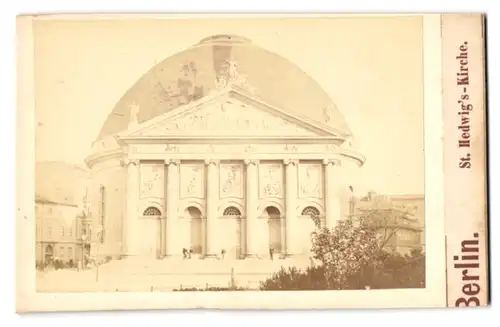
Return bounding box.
[36,256,314,292]
[97,256,312,291]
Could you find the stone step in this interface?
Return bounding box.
[38,266,270,291]
[100,257,311,275]
[37,256,315,292]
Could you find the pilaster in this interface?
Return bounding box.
[204,159,220,258]
[124,159,140,256]
[165,159,180,257]
[284,158,299,256]
[323,159,342,229]
[244,159,259,258]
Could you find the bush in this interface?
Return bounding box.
[259,266,328,291]
[259,253,425,291]
[344,250,425,289]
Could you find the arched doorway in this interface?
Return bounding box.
[185,206,203,255]
[143,206,162,258]
[265,206,283,254]
[223,206,243,259]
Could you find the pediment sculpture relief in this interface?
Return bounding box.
[139,99,317,136]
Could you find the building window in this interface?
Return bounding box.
[47,226,52,237]
[67,247,73,258]
[61,227,65,237]
[223,206,241,216]
[68,228,73,237]
[143,206,161,216]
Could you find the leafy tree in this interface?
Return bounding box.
[310,208,424,290]
[310,218,380,289]
[260,207,425,291]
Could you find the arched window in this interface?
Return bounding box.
[302,206,320,217]
[143,206,161,216]
[223,206,242,216]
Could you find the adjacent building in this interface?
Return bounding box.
[353,191,425,255]
[35,161,90,266]
[35,194,82,264]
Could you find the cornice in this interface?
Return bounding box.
[117,136,346,144]
[339,149,366,167]
[84,148,124,169]
[227,87,348,137]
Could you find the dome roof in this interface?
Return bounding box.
[95,34,352,141]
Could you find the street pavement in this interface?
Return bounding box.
[36,256,312,292]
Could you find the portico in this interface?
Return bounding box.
[112,88,363,260]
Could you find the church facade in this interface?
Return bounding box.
[84,35,365,261]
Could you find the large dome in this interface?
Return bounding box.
[95,34,352,141]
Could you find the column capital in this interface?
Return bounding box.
[204,159,219,166]
[121,158,139,167]
[164,159,180,166]
[244,159,259,166]
[322,158,341,167]
[283,158,299,166]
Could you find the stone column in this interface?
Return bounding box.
[204,159,219,258]
[124,159,140,256]
[324,159,342,229]
[165,159,180,257]
[284,159,299,256]
[244,159,259,258]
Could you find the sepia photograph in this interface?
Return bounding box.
[30,15,426,294]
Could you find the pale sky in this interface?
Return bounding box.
[33,16,424,196]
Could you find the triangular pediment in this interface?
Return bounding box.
[123,89,339,138]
